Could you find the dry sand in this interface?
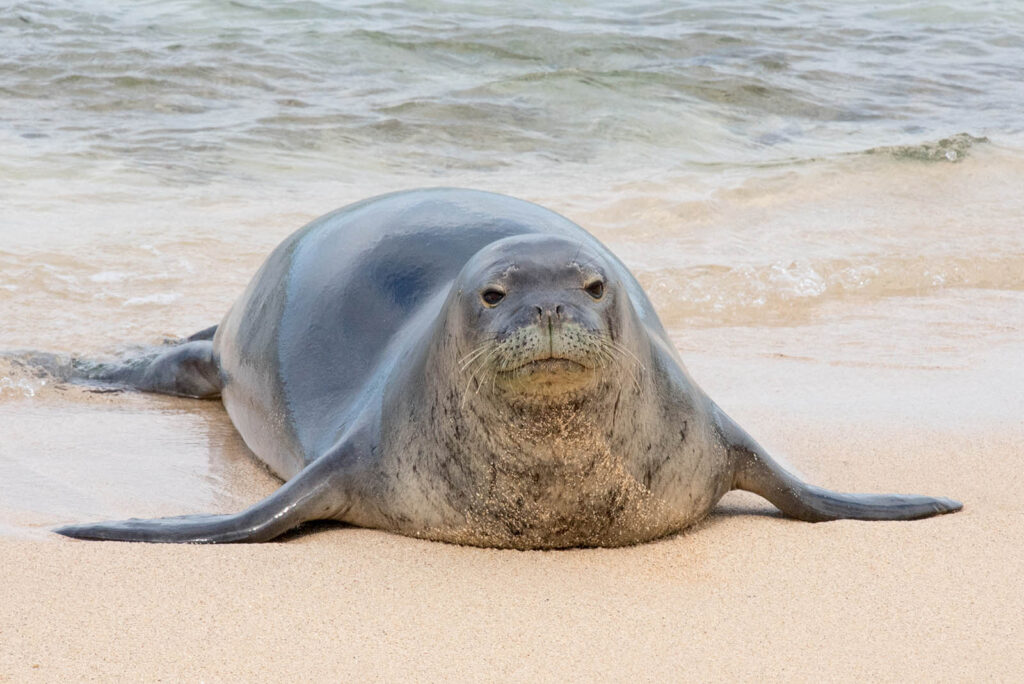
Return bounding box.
[2,309,1022,682]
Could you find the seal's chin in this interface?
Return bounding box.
[496,356,597,398]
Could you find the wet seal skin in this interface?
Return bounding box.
[52,188,962,546]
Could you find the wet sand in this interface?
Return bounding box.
[2,300,1021,681]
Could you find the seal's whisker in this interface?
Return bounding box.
[606,340,644,368]
[459,344,494,371]
[468,346,504,400]
[462,344,505,377]
[608,341,646,377]
[460,347,504,407]
[460,344,505,408]
[596,338,642,391]
[459,375,477,409]
[572,251,602,272]
[458,346,486,367]
[458,337,501,369]
[487,347,514,395]
[593,346,617,369]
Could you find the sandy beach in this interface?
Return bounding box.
[3,309,1021,681]
[4,2,1024,679]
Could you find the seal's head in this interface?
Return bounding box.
[450,234,637,403]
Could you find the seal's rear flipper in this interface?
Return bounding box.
[55,454,351,543]
[72,340,222,399]
[714,407,962,522]
[186,324,218,342]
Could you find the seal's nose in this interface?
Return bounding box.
[532,304,564,356]
[533,304,564,323]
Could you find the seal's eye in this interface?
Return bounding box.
[584,280,604,300]
[481,288,505,307]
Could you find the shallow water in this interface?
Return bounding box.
[1,0,1022,538]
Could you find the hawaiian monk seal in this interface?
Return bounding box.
[54,188,962,546]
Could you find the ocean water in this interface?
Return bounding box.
[1,0,1022,536]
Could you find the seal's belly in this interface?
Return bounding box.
[375,445,717,550]
[370,378,730,549]
[455,476,690,549]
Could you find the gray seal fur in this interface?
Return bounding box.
[54,188,961,546]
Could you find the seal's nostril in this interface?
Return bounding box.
[533,306,543,319]
[555,304,563,317]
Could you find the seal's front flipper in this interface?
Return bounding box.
[73,340,221,398]
[55,453,352,543]
[714,407,962,522]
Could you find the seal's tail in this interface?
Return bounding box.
[714,406,962,522]
[7,325,222,399]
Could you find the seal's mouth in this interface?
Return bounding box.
[493,355,596,399]
[500,357,590,376]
